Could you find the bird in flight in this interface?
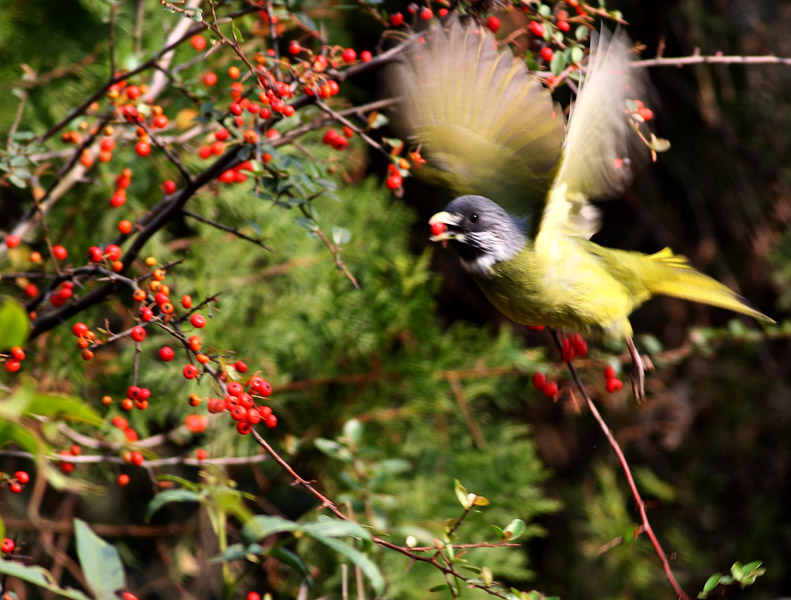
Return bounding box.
[390,18,773,398]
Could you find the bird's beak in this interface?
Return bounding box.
[428,211,460,244]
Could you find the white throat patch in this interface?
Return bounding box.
[458,231,524,277]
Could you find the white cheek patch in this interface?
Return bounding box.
[459,231,523,277]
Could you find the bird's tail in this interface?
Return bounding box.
[645,248,774,322]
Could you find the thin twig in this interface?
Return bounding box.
[634,53,791,68]
[549,328,691,600]
[182,208,275,252]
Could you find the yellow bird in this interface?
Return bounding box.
[390,18,773,397]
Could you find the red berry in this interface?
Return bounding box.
[135,141,151,157]
[486,16,501,33]
[529,20,546,38]
[72,322,89,337]
[139,306,153,321]
[389,12,404,26]
[9,482,22,494]
[105,244,122,261]
[5,234,21,248]
[203,72,218,86]
[24,282,38,298]
[196,449,208,460]
[14,471,29,484]
[229,103,242,116]
[131,451,144,466]
[1,538,15,553]
[605,377,623,393]
[10,346,25,361]
[185,414,208,433]
[87,246,102,262]
[385,174,402,190]
[183,364,199,379]
[162,180,177,194]
[527,325,545,332]
[341,48,357,63]
[130,326,146,342]
[419,7,433,20]
[214,128,230,142]
[112,416,129,429]
[532,372,547,390]
[4,359,21,373]
[540,47,554,62]
[190,35,206,51]
[561,338,575,362]
[542,381,559,398]
[190,314,206,328]
[360,50,372,62]
[234,360,248,373]
[430,221,446,237]
[118,220,133,234]
[557,20,570,32]
[264,414,277,428]
[118,473,130,487]
[288,40,301,55]
[121,593,139,600]
[52,244,68,260]
[158,346,175,361]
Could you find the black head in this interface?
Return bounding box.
[428,195,527,275]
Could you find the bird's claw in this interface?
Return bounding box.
[626,336,646,402]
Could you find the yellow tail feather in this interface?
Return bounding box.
[647,248,774,323]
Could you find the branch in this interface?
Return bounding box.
[549,329,691,600]
[634,53,791,68]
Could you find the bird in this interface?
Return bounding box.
[389,18,773,398]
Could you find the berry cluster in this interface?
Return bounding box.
[206,374,277,435]
[1,470,30,494]
[602,365,624,393]
[532,372,560,399]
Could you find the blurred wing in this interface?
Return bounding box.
[388,18,565,213]
[541,28,650,240]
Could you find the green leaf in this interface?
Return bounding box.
[342,418,362,444]
[294,217,318,232]
[300,517,371,540]
[145,489,201,520]
[314,438,353,462]
[210,542,249,563]
[271,547,311,580]
[731,562,744,580]
[502,518,526,541]
[0,559,92,600]
[309,534,384,595]
[243,515,300,542]
[27,393,103,426]
[454,479,471,509]
[331,226,351,246]
[550,51,566,76]
[698,573,721,598]
[0,299,30,348]
[232,24,244,42]
[74,519,126,600]
[575,24,589,41]
[570,46,584,65]
[537,4,551,17]
[650,134,671,153]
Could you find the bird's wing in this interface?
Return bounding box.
[388,18,565,216]
[540,28,649,240]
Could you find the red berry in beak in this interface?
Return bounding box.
[430,221,447,237]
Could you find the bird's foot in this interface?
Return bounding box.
[627,337,646,402]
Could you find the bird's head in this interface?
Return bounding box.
[428,195,527,276]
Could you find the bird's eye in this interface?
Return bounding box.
[470,213,479,223]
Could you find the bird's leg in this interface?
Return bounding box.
[626,336,645,402]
